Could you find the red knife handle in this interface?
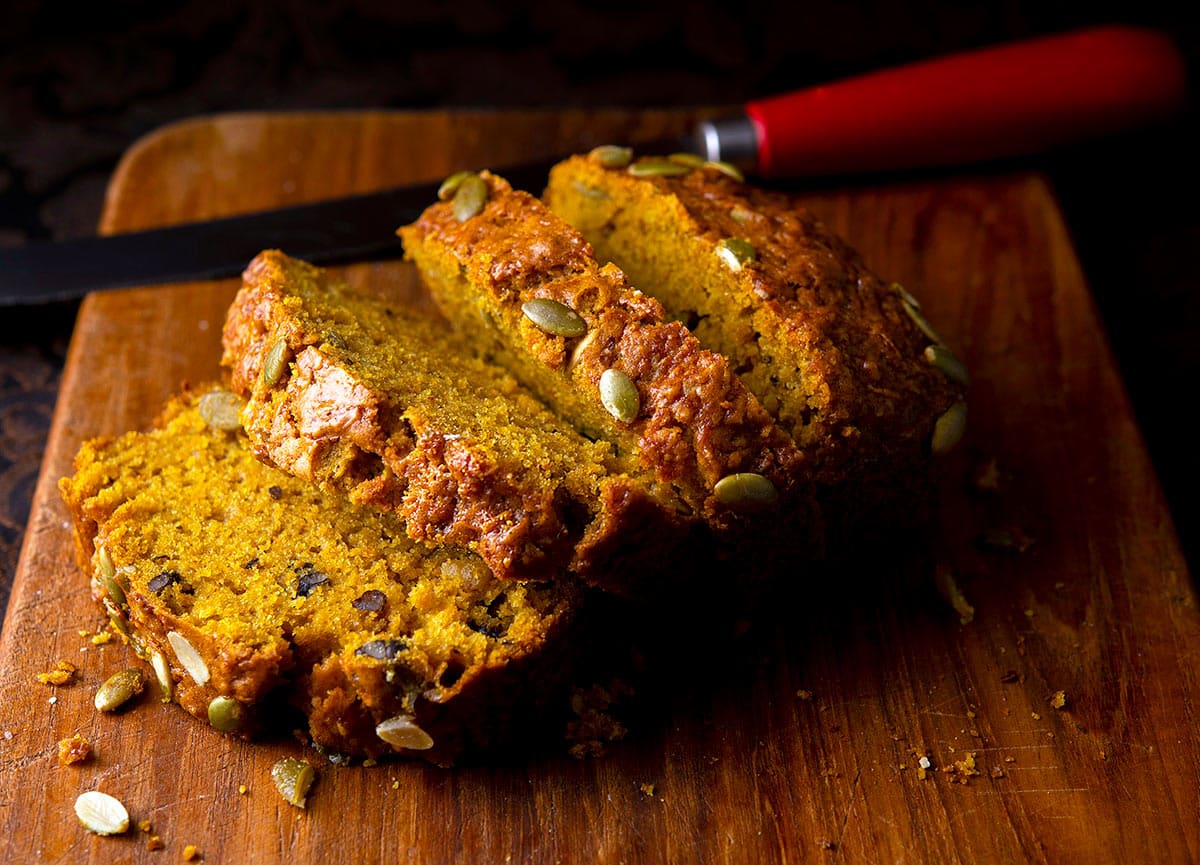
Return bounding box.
[731,26,1187,178]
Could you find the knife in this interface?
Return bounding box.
[0,26,1184,306]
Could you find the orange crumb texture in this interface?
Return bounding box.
[56,733,91,765]
[37,660,76,686]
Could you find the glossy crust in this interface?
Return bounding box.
[545,154,968,538]
[58,387,581,764]
[399,172,820,551]
[222,250,693,590]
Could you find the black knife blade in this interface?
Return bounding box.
[0,157,568,306]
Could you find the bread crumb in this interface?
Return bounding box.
[971,458,1003,493]
[138,819,153,833]
[37,660,77,686]
[182,844,201,861]
[1031,711,1042,720]
[639,783,655,797]
[942,752,981,784]
[990,766,1006,779]
[147,835,165,851]
[57,733,91,765]
[816,839,837,851]
[91,630,114,646]
[566,681,632,759]
[238,785,248,795]
[1050,691,1068,709]
[796,689,813,701]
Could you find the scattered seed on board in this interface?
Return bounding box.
[714,472,778,510]
[599,368,640,423]
[628,159,692,178]
[452,173,488,222]
[75,791,130,836]
[207,696,245,733]
[271,757,316,808]
[932,402,968,454]
[376,715,435,750]
[925,344,970,387]
[94,668,145,713]
[261,338,288,387]
[715,238,756,272]
[588,145,633,168]
[166,631,210,686]
[521,298,588,337]
[437,170,472,201]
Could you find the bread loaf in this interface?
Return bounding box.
[59,386,580,764]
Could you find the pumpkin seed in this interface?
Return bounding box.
[729,205,755,224]
[715,238,756,272]
[437,170,472,201]
[376,715,435,750]
[94,668,145,712]
[198,390,243,431]
[668,152,706,167]
[271,757,316,808]
[599,368,640,424]
[150,651,173,701]
[628,159,691,178]
[452,173,488,222]
[571,180,610,200]
[97,546,116,580]
[521,298,587,338]
[74,791,130,836]
[714,472,778,510]
[207,696,245,733]
[932,402,968,454]
[706,160,745,182]
[891,281,922,310]
[96,547,127,609]
[166,631,209,686]
[355,639,407,660]
[925,345,970,387]
[902,300,943,345]
[588,145,633,168]
[262,338,288,387]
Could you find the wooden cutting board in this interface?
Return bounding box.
[1,110,1197,864]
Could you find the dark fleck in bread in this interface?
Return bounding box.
[221,250,695,592]
[58,386,581,764]
[544,152,968,538]
[398,171,821,556]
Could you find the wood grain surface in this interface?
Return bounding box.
[0,110,1197,864]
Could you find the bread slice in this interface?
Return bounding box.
[59,386,581,764]
[545,153,969,535]
[398,171,818,549]
[222,250,694,591]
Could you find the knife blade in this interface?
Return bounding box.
[0,25,1183,306]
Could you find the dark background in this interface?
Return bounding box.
[2,0,1198,615]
